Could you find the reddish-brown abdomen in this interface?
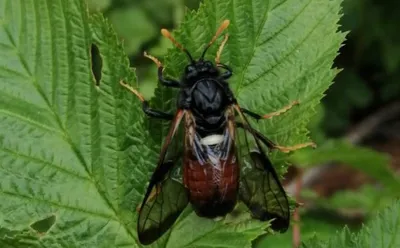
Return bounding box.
[183,153,239,217]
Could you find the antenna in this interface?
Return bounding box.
[161,29,194,62]
[200,20,230,59]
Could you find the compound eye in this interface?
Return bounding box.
[205,61,213,68]
[186,65,196,72]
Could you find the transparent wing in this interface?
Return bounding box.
[137,110,189,245]
[234,106,290,231]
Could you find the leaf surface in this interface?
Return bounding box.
[0,0,143,247]
[302,200,400,248]
[0,0,345,247]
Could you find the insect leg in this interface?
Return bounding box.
[215,34,229,64]
[144,52,181,88]
[272,142,316,153]
[120,81,174,120]
[236,121,316,153]
[217,63,233,80]
[241,101,300,120]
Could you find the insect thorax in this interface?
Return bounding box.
[190,78,229,128]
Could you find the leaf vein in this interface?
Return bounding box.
[0,190,117,220]
[248,2,333,86]
[44,0,58,106]
[0,66,30,79]
[257,0,312,48]
[0,146,91,182]
[0,109,64,136]
[235,0,271,94]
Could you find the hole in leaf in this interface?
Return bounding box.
[30,214,56,234]
[91,43,102,85]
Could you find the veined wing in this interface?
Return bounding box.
[233,105,290,231]
[137,110,189,245]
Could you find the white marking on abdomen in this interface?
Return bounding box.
[200,134,224,146]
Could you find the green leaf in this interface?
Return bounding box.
[302,200,400,248]
[164,207,269,248]
[255,213,347,247]
[291,140,400,193]
[0,0,345,247]
[86,0,111,13]
[0,0,142,247]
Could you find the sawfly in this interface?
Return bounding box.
[120,20,315,245]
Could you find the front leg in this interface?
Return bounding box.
[120,81,174,120]
[144,52,181,88]
[157,67,180,88]
[215,34,233,80]
[142,101,174,120]
[241,101,299,120]
[236,122,316,153]
[217,63,233,80]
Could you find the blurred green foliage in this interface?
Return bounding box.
[85,0,400,246]
[302,200,400,248]
[291,139,399,193]
[324,0,400,135]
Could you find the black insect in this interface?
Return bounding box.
[120,20,315,245]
